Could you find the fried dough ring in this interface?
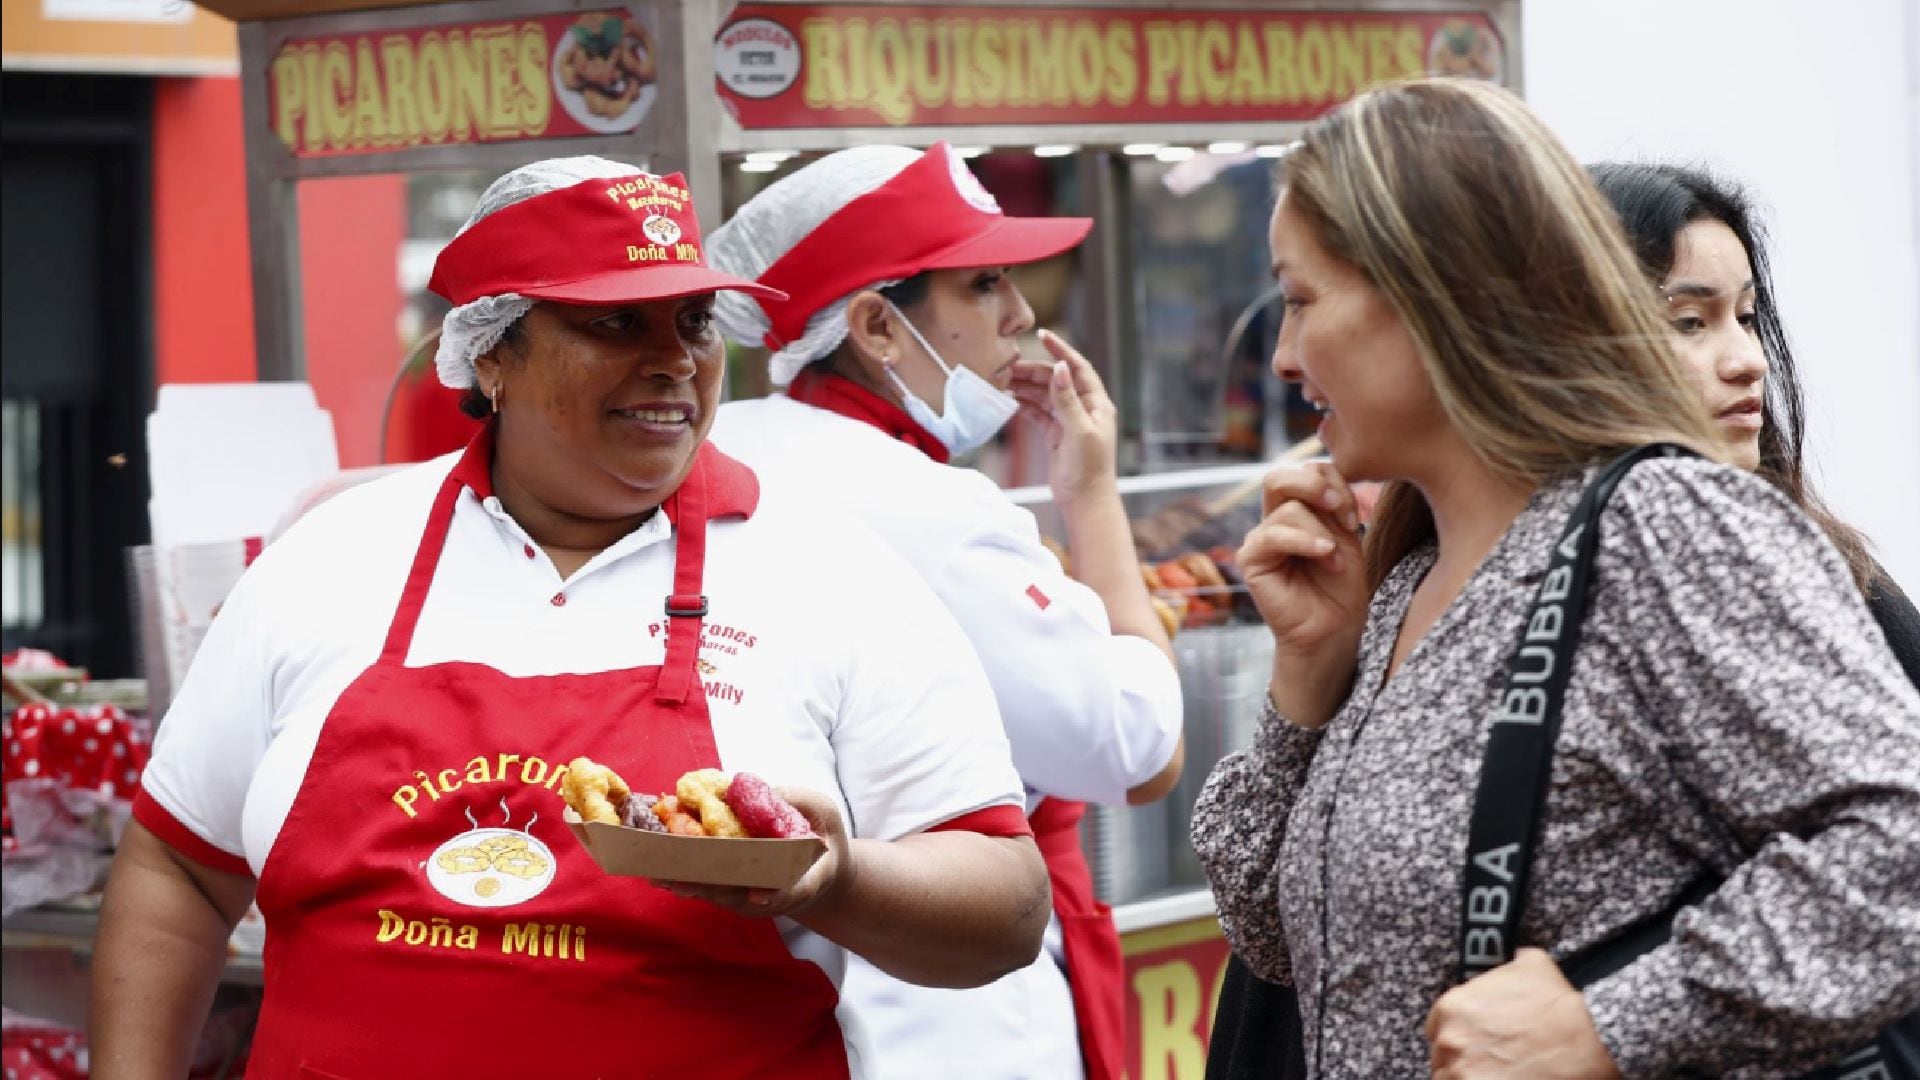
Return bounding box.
[677,769,747,838]
[562,757,631,825]
[1178,552,1228,591]
[476,834,527,856]
[436,846,492,874]
[583,83,639,119]
[492,848,549,879]
[622,18,656,78]
[618,38,655,84]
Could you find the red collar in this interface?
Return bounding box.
[450,422,760,520]
[787,369,950,464]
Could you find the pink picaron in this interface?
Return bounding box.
[724,772,814,839]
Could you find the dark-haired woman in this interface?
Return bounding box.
[1589,160,1920,683]
[704,142,1186,1080]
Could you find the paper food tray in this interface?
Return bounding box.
[563,808,826,890]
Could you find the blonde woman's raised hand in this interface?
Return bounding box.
[1008,329,1119,507]
[1239,461,1370,728]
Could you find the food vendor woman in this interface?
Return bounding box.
[87,157,1048,1079]
[706,143,1184,1080]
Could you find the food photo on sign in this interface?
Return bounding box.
[1427,17,1502,79]
[552,9,658,131]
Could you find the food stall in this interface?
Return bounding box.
[2,0,1520,1073]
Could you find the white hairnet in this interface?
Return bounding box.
[432,155,646,389]
[707,145,924,386]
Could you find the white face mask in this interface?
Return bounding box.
[881,301,1021,456]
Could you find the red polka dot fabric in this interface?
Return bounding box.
[0,1008,253,1078]
[3,999,255,1068]
[2,703,150,857]
[0,1018,87,1080]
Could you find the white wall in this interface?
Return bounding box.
[1524,0,1920,591]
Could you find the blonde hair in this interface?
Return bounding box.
[1278,79,1726,587]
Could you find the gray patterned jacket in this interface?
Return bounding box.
[1192,457,1920,1078]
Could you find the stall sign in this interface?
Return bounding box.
[267,8,661,158]
[1122,915,1233,1080]
[715,5,1504,130]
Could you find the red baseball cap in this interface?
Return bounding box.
[752,142,1091,350]
[428,170,786,307]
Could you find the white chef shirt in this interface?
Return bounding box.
[712,394,1184,1080]
[712,394,1183,806]
[134,446,1027,1078]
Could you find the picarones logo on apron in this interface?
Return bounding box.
[424,796,560,908]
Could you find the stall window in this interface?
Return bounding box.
[1,73,154,676]
[1128,152,1314,469]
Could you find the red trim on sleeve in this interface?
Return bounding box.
[132,788,253,877]
[924,804,1033,839]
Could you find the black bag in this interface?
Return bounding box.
[1459,444,1920,1079]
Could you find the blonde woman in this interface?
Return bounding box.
[1191,80,1920,1078]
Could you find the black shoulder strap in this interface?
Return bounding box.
[1456,443,1695,982]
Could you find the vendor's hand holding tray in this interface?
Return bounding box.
[561,761,827,890]
[564,810,826,890]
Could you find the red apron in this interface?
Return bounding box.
[786,374,1129,1080]
[1030,797,1127,1080]
[247,433,850,1079]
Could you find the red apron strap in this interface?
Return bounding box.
[656,458,710,706]
[380,469,467,664]
[1030,797,1128,1080]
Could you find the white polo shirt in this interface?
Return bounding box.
[136,446,1026,1077]
[711,394,1184,1080]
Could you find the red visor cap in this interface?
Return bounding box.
[428,171,787,307]
[754,142,1091,350]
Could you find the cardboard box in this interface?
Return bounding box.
[563,809,826,890]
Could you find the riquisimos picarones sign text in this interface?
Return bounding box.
[714,5,1505,129]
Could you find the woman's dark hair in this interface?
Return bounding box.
[1589,161,1875,591]
[804,271,934,380]
[876,271,934,309]
[456,316,529,420]
[457,385,491,420]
